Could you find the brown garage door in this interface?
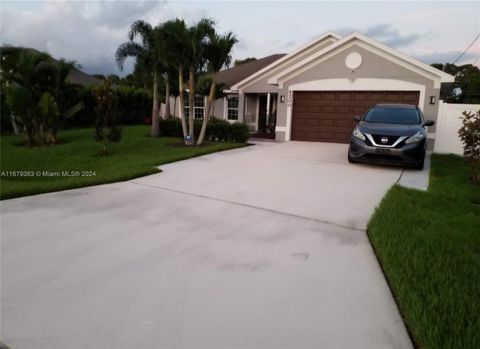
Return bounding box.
[291,91,420,143]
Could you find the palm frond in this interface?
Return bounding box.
[115,41,144,70]
[64,101,84,119]
[128,20,153,47]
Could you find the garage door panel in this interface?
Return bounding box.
[336,119,350,127]
[370,92,385,101]
[352,106,368,114]
[336,106,351,113]
[354,92,368,100]
[339,92,352,100]
[385,92,402,101]
[291,90,420,143]
[324,92,336,100]
[402,94,419,102]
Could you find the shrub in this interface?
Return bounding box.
[267,112,276,134]
[93,80,122,155]
[230,122,250,143]
[0,91,14,135]
[63,86,152,129]
[64,87,96,129]
[116,86,152,125]
[158,117,249,143]
[458,109,480,184]
[207,118,230,142]
[160,118,183,137]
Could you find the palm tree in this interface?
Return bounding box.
[185,18,215,144]
[2,47,84,145]
[197,31,238,145]
[160,19,190,139]
[116,20,162,136]
[47,59,84,143]
[1,47,57,144]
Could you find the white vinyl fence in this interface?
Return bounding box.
[434,101,480,155]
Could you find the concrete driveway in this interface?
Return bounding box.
[1,141,412,349]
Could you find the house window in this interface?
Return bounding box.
[183,94,205,119]
[184,97,189,118]
[227,96,239,120]
[194,95,205,119]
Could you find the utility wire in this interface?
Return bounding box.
[452,33,480,65]
[472,55,480,66]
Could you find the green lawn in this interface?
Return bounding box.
[368,154,480,349]
[0,125,245,200]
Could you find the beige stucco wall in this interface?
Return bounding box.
[239,45,441,141]
[239,38,336,94]
[274,45,440,144]
[211,98,224,119]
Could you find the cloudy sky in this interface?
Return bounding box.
[1,0,479,76]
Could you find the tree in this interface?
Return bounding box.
[2,47,57,145]
[456,64,480,103]
[197,31,238,145]
[47,59,84,143]
[234,57,256,66]
[93,79,122,155]
[431,63,480,103]
[92,74,106,80]
[458,110,480,184]
[1,47,83,145]
[160,19,191,140]
[185,18,215,145]
[116,20,163,136]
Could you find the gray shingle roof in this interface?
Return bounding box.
[215,54,286,89]
[67,69,102,87]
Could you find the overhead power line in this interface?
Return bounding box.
[472,55,479,66]
[452,32,480,65]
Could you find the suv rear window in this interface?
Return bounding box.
[363,107,420,125]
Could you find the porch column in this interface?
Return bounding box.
[223,97,227,120]
[245,95,248,124]
[266,92,271,118]
[238,93,245,123]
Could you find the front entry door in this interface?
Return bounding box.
[258,95,267,133]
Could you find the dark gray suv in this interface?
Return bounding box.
[348,104,434,170]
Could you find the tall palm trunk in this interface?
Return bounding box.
[151,71,160,137]
[188,67,195,145]
[197,78,215,145]
[11,115,19,135]
[178,67,188,138]
[164,76,170,118]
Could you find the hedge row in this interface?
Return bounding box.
[159,118,250,143]
[1,86,152,134]
[64,86,152,129]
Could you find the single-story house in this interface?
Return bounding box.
[165,31,455,148]
[68,69,102,86]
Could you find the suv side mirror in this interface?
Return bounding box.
[423,120,435,127]
[353,115,361,122]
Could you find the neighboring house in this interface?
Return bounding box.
[165,31,455,148]
[67,69,102,86]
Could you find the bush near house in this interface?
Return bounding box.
[368,154,480,349]
[159,117,249,143]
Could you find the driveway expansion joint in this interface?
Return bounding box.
[131,180,365,232]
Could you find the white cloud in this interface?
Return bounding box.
[0,0,166,76]
[1,0,478,74]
